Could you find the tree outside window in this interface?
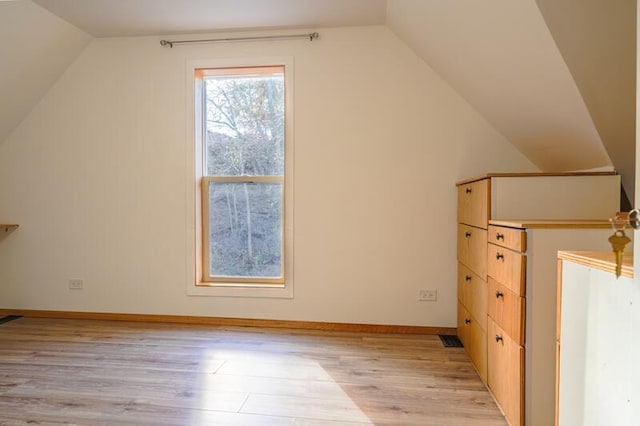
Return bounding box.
[199,66,286,285]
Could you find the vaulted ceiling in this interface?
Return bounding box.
[535,0,636,201]
[1,0,636,199]
[386,0,636,200]
[0,0,90,144]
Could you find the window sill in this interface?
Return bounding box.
[187,282,293,298]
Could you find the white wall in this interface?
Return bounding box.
[0,26,537,326]
[558,262,633,425]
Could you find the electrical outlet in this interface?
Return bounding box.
[69,279,84,290]
[419,288,437,301]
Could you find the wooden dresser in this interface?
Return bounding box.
[456,173,620,426]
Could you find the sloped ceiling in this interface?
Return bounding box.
[0,0,91,144]
[386,0,611,171]
[535,0,636,202]
[386,0,635,200]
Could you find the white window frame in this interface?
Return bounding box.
[185,57,294,298]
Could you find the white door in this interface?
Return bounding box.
[632,5,640,417]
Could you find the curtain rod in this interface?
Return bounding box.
[160,32,319,48]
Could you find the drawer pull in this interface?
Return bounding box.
[495,290,504,298]
[495,335,503,343]
[465,188,472,194]
[495,252,504,260]
[465,318,471,325]
[496,233,505,240]
[465,232,472,238]
[465,275,472,282]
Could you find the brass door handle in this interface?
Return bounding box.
[495,335,503,343]
[495,252,504,260]
[496,233,504,240]
[465,275,472,282]
[465,188,472,194]
[495,290,504,298]
[465,318,471,325]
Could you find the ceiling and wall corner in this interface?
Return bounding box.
[0,0,91,144]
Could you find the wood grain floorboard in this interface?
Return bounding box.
[0,318,506,425]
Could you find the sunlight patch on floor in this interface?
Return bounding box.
[192,348,373,424]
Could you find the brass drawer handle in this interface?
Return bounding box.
[495,252,504,260]
[496,233,505,240]
[465,232,472,238]
[465,318,471,325]
[495,335,503,343]
[465,188,472,194]
[465,275,472,282]
[495,290,504,299]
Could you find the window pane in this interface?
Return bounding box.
[207,182,282,279]
[204,73,284,176]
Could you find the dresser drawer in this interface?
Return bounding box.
[487,277,525,345]
[457,179,489,229]
[488,225,526,252]
[488,318,524,426]
[487,243,525,296]
[458,302,487,382]
[457,301,471,348]
[469,318,488,383]
[458,263,487,331]
[458,224,487,278]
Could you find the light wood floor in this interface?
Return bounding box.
[0,317,507,425]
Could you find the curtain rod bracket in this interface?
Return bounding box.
[159,40,173,48]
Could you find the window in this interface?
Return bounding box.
[194,62,292,290]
